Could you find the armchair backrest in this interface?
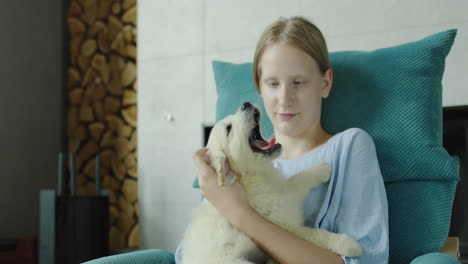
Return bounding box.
[210,29,459,263]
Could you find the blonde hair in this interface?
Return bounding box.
[253,16,330,92]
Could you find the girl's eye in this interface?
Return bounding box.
[294,80,304,86]
[269,82,279,87]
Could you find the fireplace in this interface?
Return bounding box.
[443,105,468,261]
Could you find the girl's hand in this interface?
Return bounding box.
[192,148,251,226]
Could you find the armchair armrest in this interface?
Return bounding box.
[82,249,175,264]
[439,237,460,259]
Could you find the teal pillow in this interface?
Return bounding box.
[410,252,460,264]
[210,29,459,184]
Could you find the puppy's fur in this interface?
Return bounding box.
[182,103,362,264]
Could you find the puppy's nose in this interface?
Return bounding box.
[241,102,253,111]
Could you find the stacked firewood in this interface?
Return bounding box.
[66,0,138,249]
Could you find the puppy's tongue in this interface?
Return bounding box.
[252,138,276,151]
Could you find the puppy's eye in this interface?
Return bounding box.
[226,124,232,135]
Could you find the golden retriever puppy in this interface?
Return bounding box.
[182,102,362,264]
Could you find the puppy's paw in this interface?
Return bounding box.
[331,234,362,257]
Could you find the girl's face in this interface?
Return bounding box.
[259,44,332,139]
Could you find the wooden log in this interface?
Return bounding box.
[97,0,112,20]
[128,224,139,248]
[125,45,136,59]
[67,67,81,88]
[100,63,111,84]
[118,195,134,217]
[68,136,81,154]
[81,39,97,57]
[111,154,126,181]
[130,129,137,151]
[116,214,135,241]
[124,152,136,169]
[94,101,104,122]
[81,68,98,86]
[88,20,105,38]
[105,115,124,132]
[109,205,119,225]
[88,83,106,102]
[98,28,110,53]
[121,62,136,87]
[117,125,133,138]
[78,54,90,71]
[91,53,106,71]
[103,173,120,190]
[104,97,121,115]
[123,90,136,106]
[108,77,123,95]
[122,6,136,25]
[111,2,121,15]
[79,103,94,122]
[111,32,126,55]
[108,16,123,42]
[132,79,137,90]
[110,54,126,74]
[68,107,79,137]
[122,106,137,127]
[110,227,125,249]
[70,36,83,65]
[128,166,137,178]
[123,0,136,10]
[83,158,96,178]
[122,25,134,43]
[76,173,88,188]
[68,17,86,37]
[100,130,114,148]
[68,1,82,17]
[100,149,113,168]
[76,124,87,141]
[89,122,105,142]
[115,137,132,159]
[81,0,97,25]
[105,114,132,137]
[69,88,84,105]
[78,140,99,168]
[108,189,118,204]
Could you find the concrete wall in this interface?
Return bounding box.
[0,1,65,239]
[138,0,468,252]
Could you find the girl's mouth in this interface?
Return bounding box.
[278,113,297,120]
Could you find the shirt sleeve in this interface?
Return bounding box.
[334,129,389,264]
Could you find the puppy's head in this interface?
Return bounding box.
[206,102,281,186]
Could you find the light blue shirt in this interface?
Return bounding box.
[273,128,389,264]
[176,128,389,264]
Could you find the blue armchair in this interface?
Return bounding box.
[84,30,461,264]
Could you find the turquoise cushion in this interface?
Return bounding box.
[211,29,459,183]
[82,249,175,264]
[410,252,460,264]
[194,29,459,186]
[386,180,458,263]
[195,30,460,264]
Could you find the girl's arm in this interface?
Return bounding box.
[193,148,344,264]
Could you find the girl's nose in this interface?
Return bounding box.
[278,85,294,105]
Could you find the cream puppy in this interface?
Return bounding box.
[182,102,362,264]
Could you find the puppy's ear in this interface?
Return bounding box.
[208,149,238,186]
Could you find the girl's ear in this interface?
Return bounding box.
[208,149,238,186]
[321,68,333,99]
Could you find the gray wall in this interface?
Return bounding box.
[0,1,65,239]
